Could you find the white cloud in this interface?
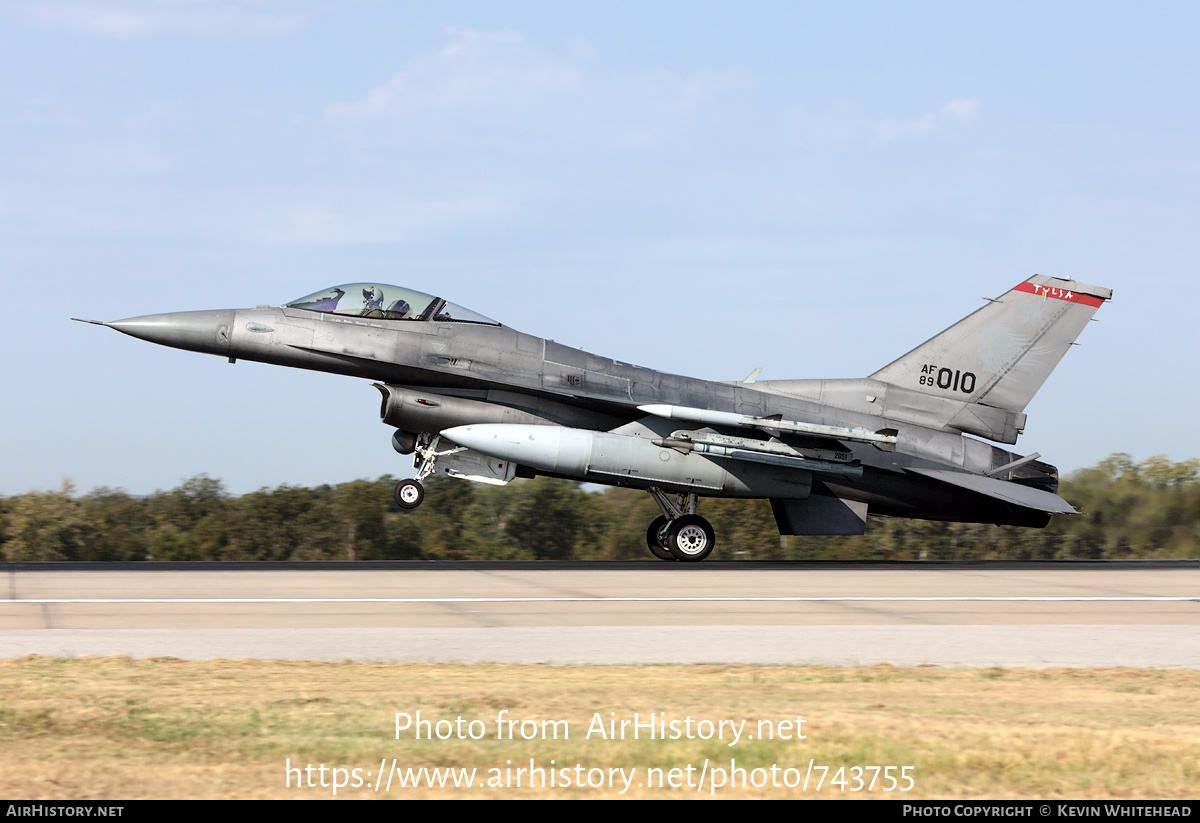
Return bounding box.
[941,98,981,121]
[291,30,757,246]
[873,98,981,142]
[323,27,755,149]
[325,28,586,124]
[11,0,311,39]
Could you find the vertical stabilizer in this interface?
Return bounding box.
[870,276,1111,413]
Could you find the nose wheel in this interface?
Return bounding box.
[394,478,424,509]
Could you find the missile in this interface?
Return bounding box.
[664,429,856,462]
[637,404,898,448]
[653,438,863,477]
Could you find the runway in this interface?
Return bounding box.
[3,562,1198,667]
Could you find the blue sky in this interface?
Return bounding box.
[2,1,1197,495]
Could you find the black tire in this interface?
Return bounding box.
[394,479,424,510]
[666,515,716,562]
[645,516,676,561]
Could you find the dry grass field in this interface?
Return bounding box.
[1,656,1197,799]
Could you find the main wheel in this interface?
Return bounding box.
[394,479,424,510]
[666,514,716,562]
[645,516,676,561]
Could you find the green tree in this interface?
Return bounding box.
[2,481,85,561]
[401,475,475,559]
[502,478,587,560]
[330,478,391,560]
[78,488,151,561]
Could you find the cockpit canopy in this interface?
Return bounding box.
[284,283,499,325]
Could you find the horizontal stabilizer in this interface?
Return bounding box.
[907,468,1078,514]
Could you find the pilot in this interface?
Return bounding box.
[384,299,413,319]
[362,286,384,311]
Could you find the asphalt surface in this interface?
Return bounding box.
[2,562,1198,667]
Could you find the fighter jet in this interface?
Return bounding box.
[76,275,1111,561]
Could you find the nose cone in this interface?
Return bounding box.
[105,309,236,356]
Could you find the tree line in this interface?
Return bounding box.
[1,454,1195,562]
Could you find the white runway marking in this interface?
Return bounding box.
[4,596,1198,604]
[5,565,1199,665]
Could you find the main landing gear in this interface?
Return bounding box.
[645,488,716,562]
[392,433,464,511]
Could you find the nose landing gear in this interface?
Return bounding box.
[392,433,465,511]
